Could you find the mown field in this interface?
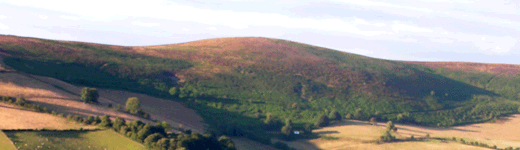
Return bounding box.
[0,131,16,150]
[284,116,520,150]
[5,130,146,150]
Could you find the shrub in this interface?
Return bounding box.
[15,97,26,106]
[80,87,99,103]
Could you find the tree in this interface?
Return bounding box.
[354,108,363,119]
[345,113,352,119]
[157,121,171,133]
[386,121,396,131]
[304,123,313,134]
[281,119,293,138]
[113,117,126,131]
[81,87,99,103]
[329,110,342,121]
[168,87,179,97]
[380,130,395,142]
[370,117,377,125]
[126,97,141,114]
[315,114,329,127]
[380,121,396,142]
[264,113,276,130]
[156,138,170,150]
[98,115,112,128]
[144,133,163,148]
[94,116,102,124]
[137,124,154,142]
[218,135,236,150]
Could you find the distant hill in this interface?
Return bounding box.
[1,35,519,143]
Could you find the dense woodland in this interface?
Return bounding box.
[1,35,520,146]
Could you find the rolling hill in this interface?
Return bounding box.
[1,34,519,146]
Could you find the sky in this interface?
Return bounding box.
[0,0,519,64]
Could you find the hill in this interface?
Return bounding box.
[1,34,519,146]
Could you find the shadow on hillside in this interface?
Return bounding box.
[386,68,498,107]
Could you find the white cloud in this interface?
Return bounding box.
[132,21,160,27]
[182,28,189,31]
[0,15,6,19]
[39,15,48,19]
[206,27,217,30]
[429,38,453,44]
[0,23,9,30]
[60,15,79,20]
[391,21,432,33]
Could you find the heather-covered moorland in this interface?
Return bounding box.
[1,35,520,145]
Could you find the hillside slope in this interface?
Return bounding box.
[1,35,519,146]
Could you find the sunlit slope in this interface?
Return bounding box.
[1,35,519,127]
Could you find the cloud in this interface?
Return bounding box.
[132,21,160,27]
[206,27,217,30]
[0,23,9,30]
[182,28,189,31]
[429,38,453,44]
[0,15,6,19]
[60,15,79,20]
[39,15,48,19]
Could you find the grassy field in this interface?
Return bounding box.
[0,131,16,150]
[5,130,146,150]
[0,103,90,130]
[283,119,512,150]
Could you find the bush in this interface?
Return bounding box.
[15,97,26,106]
[315,114,329,127]
[81,87,99,103]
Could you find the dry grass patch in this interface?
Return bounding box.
[0,103,91,130]
[0,71,204,133]
[386,115,520,148]
[0,73,150,125]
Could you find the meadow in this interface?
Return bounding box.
[5,130,147,150]
[0,131,16,150]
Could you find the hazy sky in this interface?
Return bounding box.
[0,0,519,64]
